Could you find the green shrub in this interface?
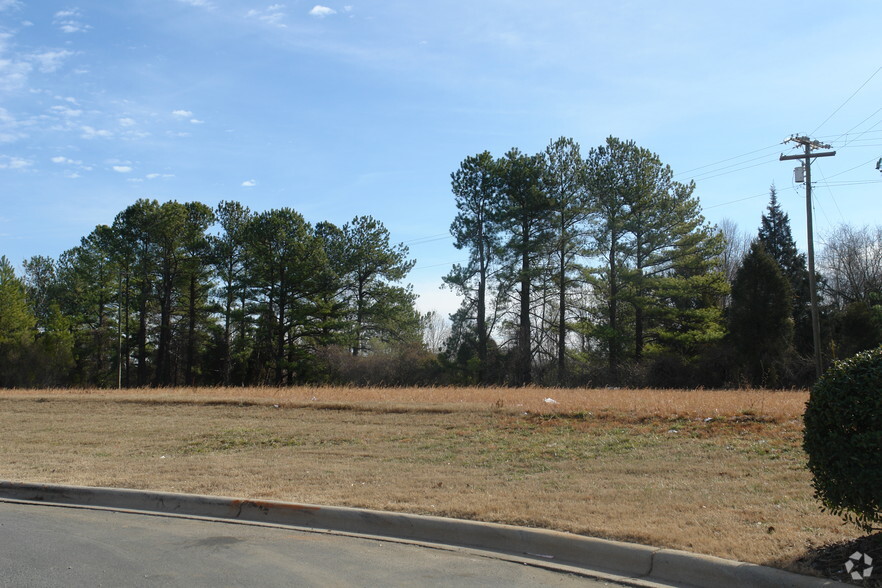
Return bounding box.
[803,346,882,530]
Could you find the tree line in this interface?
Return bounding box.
[0,200,422,387]
[1,135,880,389]
[441,137,882,388]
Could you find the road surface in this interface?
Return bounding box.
[0,501,622,587]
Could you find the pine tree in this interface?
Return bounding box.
[542,137,590,384]
[0,256,36,387]
[729,241,793,385]
[757,185,812,354]
[496,148,550,386]
[443,151,502,383]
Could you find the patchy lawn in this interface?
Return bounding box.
[0,386,860,577]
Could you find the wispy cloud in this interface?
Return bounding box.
[53,9,91,34]
[112,165,132,173]
[241,179,257,187]
[51,156,82,165]
[32,50,75,73]
[50,105,82,117]
[0,155,31,169]
[309,5,336,17]
[0,42,32,92]
[172,109,193,118]
[176,0,213,9]
[247,4,287,27]
[81,125,112,139]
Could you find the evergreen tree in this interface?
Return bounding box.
[336,215,417,356]
[244,208,329,384]
[55,227,119,387]
[443,151,502,384]
[542,137,590,383]
[729,241,793,385]
[757,185,812,354]
[212,200,253,385]
[0,256,36,387]
[496,148,550,385]
[584,137,632,382]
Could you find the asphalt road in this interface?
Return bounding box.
[0,501,620,587]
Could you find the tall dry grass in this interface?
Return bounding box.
[0,387,847,576]
[2,386,808,421]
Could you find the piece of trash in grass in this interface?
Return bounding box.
[543,398,559,405]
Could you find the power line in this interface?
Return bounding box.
[687,157,780,182]
[673,142,783,178]
[811,66,882,136]
[403,233,450,245]
[703,191,769,210]
[816,166,846,224]
[822,156,881,180]
[412,259,468,271]
[825,108,882,148]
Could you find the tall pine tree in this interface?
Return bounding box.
[729,241,793,386]
[757,185,812,355]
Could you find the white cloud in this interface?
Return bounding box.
[51,156,82,165]
[177,0,213,8]
[0,1,21,11]
[0,54,33,92]
[0,155,31,169]
[119,117,136,127]
[53,9,91,34]
[189,118,204,124]
[32,50,74,73]
[241,179,257,187]
[172,109,193,118]
[0,107,22,143]
[247,5,287,27]
[112,165,132,173]
[309,5,336,17]
[50,105,82,117]
[146,173,174,180]
[81,125,112,139]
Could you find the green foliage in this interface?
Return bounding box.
[0,256,36,387]
[833,301,882,359]
[757,185,813,354]
[444,150,501,384]
[728,241,793,386]
[804,346,882,530]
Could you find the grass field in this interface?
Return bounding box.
[0,386,860,576]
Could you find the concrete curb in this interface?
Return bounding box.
[0,481,836,587]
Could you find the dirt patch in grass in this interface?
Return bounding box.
[0,387,859,578]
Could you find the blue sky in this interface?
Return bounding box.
[1,1,880,317]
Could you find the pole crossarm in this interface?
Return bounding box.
[780,151,836,161]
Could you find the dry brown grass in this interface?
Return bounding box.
[7,385,806,420]
[0,386,854,576]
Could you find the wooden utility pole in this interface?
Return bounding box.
[779,135,835,379]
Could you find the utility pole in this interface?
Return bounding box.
[780,135,836,379]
